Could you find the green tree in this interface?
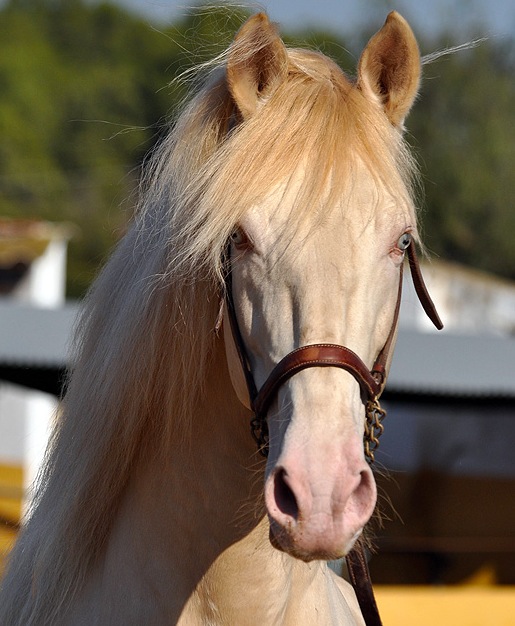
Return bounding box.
[0,0,251,296]
[410,38,515,278]
[0,1,513,295]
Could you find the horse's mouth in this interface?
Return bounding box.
[268,520,354,563]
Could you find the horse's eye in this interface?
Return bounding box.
[230,227,249,248]
[397,232,412,251]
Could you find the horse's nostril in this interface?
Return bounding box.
[273,468,299,520]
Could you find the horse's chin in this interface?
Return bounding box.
[268,522,361,563]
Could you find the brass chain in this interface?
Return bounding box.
[364,399,386,463]
[250,416,269,457]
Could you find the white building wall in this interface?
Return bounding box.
[24,392,56,503]
[14,239,68,308]
[0,382,27,465]
[0,223,69,512]
[0,382,56,511]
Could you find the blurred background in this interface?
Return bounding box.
[0,1,514,624]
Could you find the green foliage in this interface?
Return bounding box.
[0,0,513,297]
[409,39,515,277]
[0,0,168,295]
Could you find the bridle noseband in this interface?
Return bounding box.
[224,240,443,460]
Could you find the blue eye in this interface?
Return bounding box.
[230,227,249,248]
[397,232,412,251]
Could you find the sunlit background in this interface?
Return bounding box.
[1,1,514,624]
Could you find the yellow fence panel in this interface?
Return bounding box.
[0,463,23,577]
[375,586,515,626]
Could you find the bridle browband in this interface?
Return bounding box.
[223,238,442,626]
[224,239,442,460]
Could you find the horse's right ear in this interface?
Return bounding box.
[226,13,288,120]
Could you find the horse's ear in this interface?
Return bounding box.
[226,13,288,120]
[357,11,421,128]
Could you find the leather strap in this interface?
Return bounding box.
[370,263,404,386]
[347,546,383,626]
[254,343,382,419]
[406,243,443,330]
[224,253,259,403]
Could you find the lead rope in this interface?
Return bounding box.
[349,397,386,626]
[349,398,387,626]
[346,547,384,626]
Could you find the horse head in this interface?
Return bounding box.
[223,12,423,562]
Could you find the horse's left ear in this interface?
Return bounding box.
[357,12,421,128]
[226,13,288,120]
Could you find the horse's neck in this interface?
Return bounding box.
[88,340,271,619]
[84,340,364,625]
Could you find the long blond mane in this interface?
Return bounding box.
[1,28,419,625]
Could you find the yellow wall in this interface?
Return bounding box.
[0,463,23,576]
[375,586,515,626]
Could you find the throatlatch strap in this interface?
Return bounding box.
[406,243,443,330]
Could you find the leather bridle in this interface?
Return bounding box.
[223,237,442,626]
[224,238,442,460]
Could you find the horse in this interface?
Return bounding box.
[0,11,442,625]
